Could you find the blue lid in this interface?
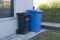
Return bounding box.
[27,10,43,13]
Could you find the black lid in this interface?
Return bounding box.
[16,12,30,16]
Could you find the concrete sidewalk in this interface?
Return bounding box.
[1,29,46,40]
[42,22,60,27]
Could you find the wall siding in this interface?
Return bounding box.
[0,0,33,39]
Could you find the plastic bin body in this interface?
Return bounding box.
[27,10,43,32]
[16,12,30,34]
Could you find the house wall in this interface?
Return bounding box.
[0,0,33,39]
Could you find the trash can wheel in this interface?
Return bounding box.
[16,29,20,34]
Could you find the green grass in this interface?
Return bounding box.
[30,30,60,40]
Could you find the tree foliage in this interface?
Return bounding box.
[38,1,60,23]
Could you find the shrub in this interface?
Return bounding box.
[38,1,60,23]
[38,4,49,10]
[49,1,57,9]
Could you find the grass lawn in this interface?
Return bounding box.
[30,30,60,40]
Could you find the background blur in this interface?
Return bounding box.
[34,0,60,23]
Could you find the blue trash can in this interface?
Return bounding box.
[27,10,43,32]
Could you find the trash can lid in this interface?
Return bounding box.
[27,10,43,13]
[16,12,30,16]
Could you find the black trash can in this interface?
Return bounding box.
[16,12,30,34]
